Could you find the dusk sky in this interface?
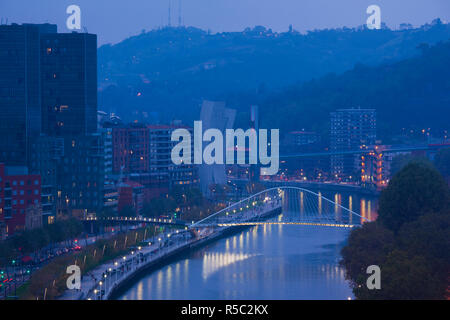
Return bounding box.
[1,0,449,46]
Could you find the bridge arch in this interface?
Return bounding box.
[191,186,370,228]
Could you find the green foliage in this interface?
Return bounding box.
[341,161,450,299]
[142,187,204,218]
[390,154,427,176]
[97,206,117,219]
[354,250,445,300]
[378,161,450,232]
[341,222,394,281]
[22,226,158,300]
[0,218,83,266]
[118,205,136,217]
[143,197,176,217]
[397,212,450,272]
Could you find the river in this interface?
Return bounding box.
[117,191,377,300]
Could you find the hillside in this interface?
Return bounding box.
[98,19,450,123]
[253,39,450,140]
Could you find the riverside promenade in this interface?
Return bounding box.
[59,199,282,300]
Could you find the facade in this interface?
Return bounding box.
[112,124,150,174]
[198,101,236,195]
[102,128,114,179]
[54,134,105,217]
[103,183,119,214]
[149,124,198,188]
[30,136,63,223]
[361,145,412,189]
[40,32,97,136]
[0,163,42,236]
[330,108,376,180]
[1,23,99,224]
[25,205,43,230]
[0,23,57,166]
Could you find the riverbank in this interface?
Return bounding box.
[60,202,282,300]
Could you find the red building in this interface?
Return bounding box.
[117,180,144,216]
[112,124,150,174]
[0,163,41,236]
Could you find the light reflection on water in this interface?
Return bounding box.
[119,193,377,300]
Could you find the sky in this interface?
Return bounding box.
[1,0,449,46]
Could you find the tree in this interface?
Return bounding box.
[373,250,445,300]
[390,154,427,176]
[97,206,116,219]
[118,205,136,217]
[341,222,394,283]
[377,161,450,232]
[397,212,450,273]
[142,197,176,218]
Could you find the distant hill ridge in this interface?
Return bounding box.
[255,39,450,140]
[97,19,450,127]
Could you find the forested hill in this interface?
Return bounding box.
[254,39,450,140]
[98,20,450,123]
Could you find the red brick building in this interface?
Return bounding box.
[0,163,41,236]
[112,124,150,174]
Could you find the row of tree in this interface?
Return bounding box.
[0,218,83,266]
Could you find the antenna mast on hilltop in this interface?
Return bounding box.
[168,0,172,27]
[178,0,182,27]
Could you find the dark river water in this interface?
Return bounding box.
[118,191,377,300]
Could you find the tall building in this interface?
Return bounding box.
[0,23,57,166]
[330,108,376,180]
[40,32,97,136]
[1,23,101,222]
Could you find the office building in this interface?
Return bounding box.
[330,108,376,180]
[1,23,100,224]
[0,23,57,166]
[40,32,97,136]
